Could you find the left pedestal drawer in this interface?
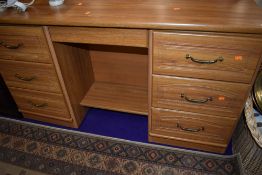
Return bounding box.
[0,59,62,93]
[0,26,75,127]
[0,26,52,63]
[8,87,71,121]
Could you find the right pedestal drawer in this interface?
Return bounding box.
[152,75,250,118]
[149,31,262,153]
[150,107,236,150]
[153,31,262,83]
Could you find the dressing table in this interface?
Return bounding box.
[1,0,262,153]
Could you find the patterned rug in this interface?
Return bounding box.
[233,115,262,175]
[0,117,243,175]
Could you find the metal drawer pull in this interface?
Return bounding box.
[15,73,36,81]
[177,123,204,132]
[186,54,224,64]
[0,41,23,49]
[181,93,212,103]
[28,101,48,108]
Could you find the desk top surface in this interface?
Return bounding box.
[0,0,262,34]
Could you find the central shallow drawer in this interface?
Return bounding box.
[49,26,148,47]
[150,107,236,146]
[152,75,249,118]
[0,26,52,63]
[0,59,61,93]
[9,87,70,120]
[153,31,262,83]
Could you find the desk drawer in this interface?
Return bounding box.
[152,75,249,118]
[153,31,262,83]
[0,26,52,63]
[49,27,148,47]
[0,60,61,93]
[9,87,71,120]
[150,108,236,146]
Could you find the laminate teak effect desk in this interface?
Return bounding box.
[1,0,262,153]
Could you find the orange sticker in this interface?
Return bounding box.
[235,56,243,61]
[218,96,225,101]
[173,7,181,10]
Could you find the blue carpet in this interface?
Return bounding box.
[2,108,233,155]
[17,108,148,143]
[78,109,148,142]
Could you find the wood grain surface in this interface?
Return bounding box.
[52,42,94,126]
[0,26,52,63]
[153,31,262,83]
[0,0,262,33]
[0,59,62,93]
[151,107,236,145]
[80,82,148,115]
[9,87,71,120]
[89,45,148,88]
[152,75,250,118]
[149,134,226,153]
[49,27,148,47]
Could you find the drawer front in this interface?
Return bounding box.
[0,26,52,63]
[150,108,236,145]
[153,31,262,83]
[49,27,148,47]
[0,60,61,93]
[9,88,70,119]
[152,75,249,118]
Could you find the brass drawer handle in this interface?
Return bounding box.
[186,54,224,64]
[181,93,212,104]
[177,123,204,132]
[28,101,48,108]
[15,73,36,81]
[0,41,23,49]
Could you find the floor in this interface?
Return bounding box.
[2,108,233,155]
